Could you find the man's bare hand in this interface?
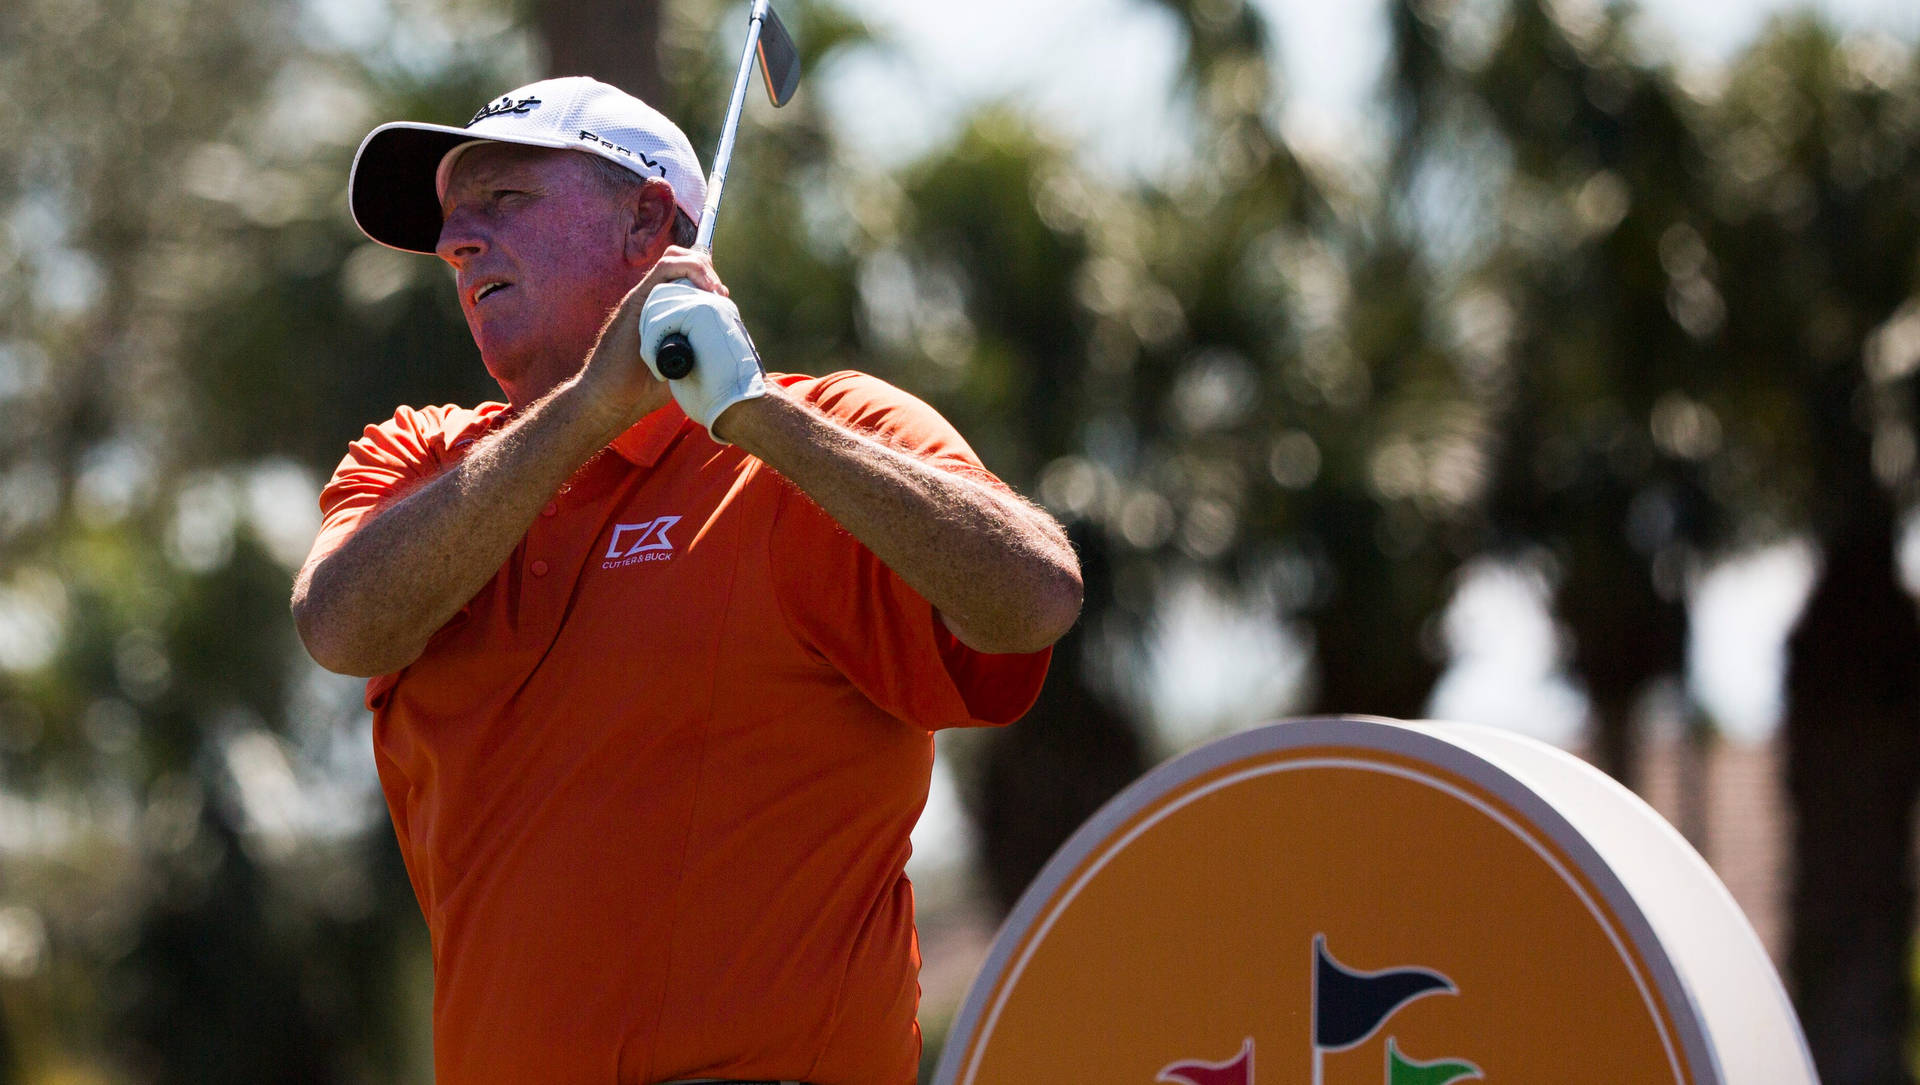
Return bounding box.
[572,246,731,438]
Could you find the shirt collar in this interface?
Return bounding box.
[609,401,695,467]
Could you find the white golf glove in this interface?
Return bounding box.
[638,280,768,441]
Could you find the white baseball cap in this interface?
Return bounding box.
[349,76,707,254]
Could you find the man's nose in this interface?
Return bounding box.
[435,208,488,264]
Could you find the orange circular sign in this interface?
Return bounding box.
[934,718,1812,1085]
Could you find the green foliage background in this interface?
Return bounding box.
[2,0,1919,1081]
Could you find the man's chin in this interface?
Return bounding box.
[475,341,536,400]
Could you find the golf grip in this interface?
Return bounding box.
[656,332,696,379]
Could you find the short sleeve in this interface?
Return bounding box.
[310,403,504,708]
[768,372,1051,730]
[310,403,504,562]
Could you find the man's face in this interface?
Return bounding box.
[436,144,639,397]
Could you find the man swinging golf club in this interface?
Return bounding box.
[291,10,1082,1083]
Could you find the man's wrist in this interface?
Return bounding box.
[709,386,794,452]
[545,376,638,454]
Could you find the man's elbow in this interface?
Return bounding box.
[293,606,374,678]
[952,559,1083,656]
[291,587,416,679]
[1030,559,1085,648]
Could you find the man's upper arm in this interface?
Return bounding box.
[767,371,1053,730]
[305,403,499,568]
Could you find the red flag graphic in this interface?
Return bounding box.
[1158,1037,1254,1085]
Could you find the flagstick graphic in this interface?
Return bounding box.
[1386,1038,1482,1085]
[1310,935,1456,1085]
[1312,939,1324,1085]
[1158,1037,1254,1085]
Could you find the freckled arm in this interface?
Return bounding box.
[715,388,1083,655]
[292,379,629,677]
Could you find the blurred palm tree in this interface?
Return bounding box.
[1384,0,1722,786]
[0,0,435,1076]
[1139,0,1470,723]
[1710,21,1920,1081]
[1387,2,1920,1077]
[881,0,1335,912]
[872,111,1153,913]
[0,0,883,1077]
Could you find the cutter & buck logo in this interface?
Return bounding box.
[604,516,681,568]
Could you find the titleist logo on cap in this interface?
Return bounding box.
[470,95,543,125]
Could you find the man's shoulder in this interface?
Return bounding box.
[774,368,903,405]
[350,401,510,458]
[773,369,947,428]
[376,401,510,441]
[769,370,985,470]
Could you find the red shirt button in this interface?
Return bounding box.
[531,559,550,576]
[542,503,558,517]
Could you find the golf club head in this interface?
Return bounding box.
[757,4,801,107]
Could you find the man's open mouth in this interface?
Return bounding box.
[475,281,511,303]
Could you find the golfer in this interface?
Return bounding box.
[292,77,1081,1084]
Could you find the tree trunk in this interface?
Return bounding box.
[533,0,663,102]
[1309,606,1441,722]
[1786,492,1920,1085]
[1559,547,1688,790]
[1301,495,1449,722]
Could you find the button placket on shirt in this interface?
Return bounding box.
[515,457,621,646]
[530,498,554,577]
[518,479,575,630]
[531,485,567,577]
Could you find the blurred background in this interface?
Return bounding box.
[3,0,1920,1079]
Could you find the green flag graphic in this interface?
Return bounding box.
[1387,1038,1481,1085]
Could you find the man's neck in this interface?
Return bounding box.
[494,356,580,410]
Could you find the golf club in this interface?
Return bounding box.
[655,0,800,380]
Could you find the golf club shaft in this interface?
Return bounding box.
[657,0,772,379]
[694,0,772,254]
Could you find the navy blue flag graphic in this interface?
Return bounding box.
[1313,935,1455,1050]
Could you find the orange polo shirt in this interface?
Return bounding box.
[314,372,1050,1085]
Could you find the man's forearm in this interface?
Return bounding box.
[293,380,628,676]
[717,388,1083,655]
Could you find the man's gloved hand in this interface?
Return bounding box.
[638,280,768,441]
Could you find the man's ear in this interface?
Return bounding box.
[625,178,679,266]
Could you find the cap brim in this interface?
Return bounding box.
[349,122,485,254]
